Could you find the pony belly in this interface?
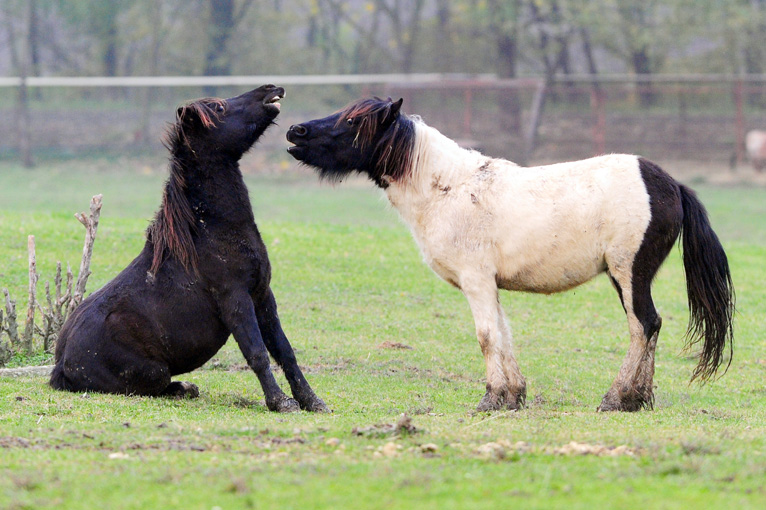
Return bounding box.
[495,249,607,294]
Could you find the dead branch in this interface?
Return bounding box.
[36,281,54,353]
[23,235,38,355]
[0,308,10,366]
[2,194,102,362]
[3,288,19,346]
[54,262,72,331]
[68,194,102,316]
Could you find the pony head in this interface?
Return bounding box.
[165,84,285,160]
[286,97,414,187]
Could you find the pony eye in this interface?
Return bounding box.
[346,117,354,125]
[216,104,225,113]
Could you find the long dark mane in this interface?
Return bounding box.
[336,97,416,183]
[147,98,225,275]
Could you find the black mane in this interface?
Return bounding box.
[146,98,225,275]
[336,97,416,184]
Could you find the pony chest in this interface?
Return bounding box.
[389,192,492,288]
[200,228,270,281]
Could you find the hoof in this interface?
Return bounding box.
[301,397,330,413]
[163,381,200,399]
[597,387,653,412]
[475,387,525,412]
[268,395,300,413]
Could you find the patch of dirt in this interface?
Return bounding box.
[475,440,532,460]
[297,358,355,375]
[0,437,34,448]
[378,341,413,350]
[352,414,420,438]
[552,441,636,457]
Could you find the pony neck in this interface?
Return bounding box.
[177,153,255,226]
[386,120,481,201]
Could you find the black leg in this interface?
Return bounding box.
[221,292,299,412]
[160,381,200,398]
[254,289,328,412]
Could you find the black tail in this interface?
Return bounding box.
[679,185,735,382]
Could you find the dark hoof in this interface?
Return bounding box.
[475,387,525,412]
[268,395,300,413]
[301,397,330,413]
[162,381,200,399]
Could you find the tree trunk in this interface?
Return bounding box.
[16,1,34,168]
[632,47,655,107]
[523,80,549,165]
[204,0,236,96]
[102,6,119,77]
[497,33,522,135]
[434,0,451,71]
[580,28,601,94]
[488,0,522,136]
[139,1,163,145]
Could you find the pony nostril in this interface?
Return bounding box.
[290,124,308,137]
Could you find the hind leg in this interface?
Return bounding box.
[254,288,328,412]
[160,381,200,399]
[598,269,662,412]
[57,344,176,397]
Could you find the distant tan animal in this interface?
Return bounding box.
[746,130,766,172]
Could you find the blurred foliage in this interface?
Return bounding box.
[1,0,765,79]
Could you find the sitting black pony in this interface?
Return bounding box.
[50,85,327,413]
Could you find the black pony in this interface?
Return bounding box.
[51,85,327,413]
[287,97,735,412]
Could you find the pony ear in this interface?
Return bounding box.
[380,98,404,126]
[390,98,403,117]
[177,102,217,130]
[177,105,199,128]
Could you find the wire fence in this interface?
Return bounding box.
[2,74,766,167]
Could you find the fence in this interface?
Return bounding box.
[2,74,766,167]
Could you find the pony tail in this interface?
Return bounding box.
[679,185,735,382]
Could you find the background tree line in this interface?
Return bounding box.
[3,0,766,86]
[1,0,766,167]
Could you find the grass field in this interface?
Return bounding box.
[1,156,766,509]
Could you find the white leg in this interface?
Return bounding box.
[462,278,526,411]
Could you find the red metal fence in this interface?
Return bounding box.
[1,74,765,166]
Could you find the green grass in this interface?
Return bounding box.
[1,158,766,509]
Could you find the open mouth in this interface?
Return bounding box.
[264,89,284,112]
[285,129,306,159]
[285,143,306,160]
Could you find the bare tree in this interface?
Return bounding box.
[203,0,257,95]
[487,0,523,135]
[2,0,35,167]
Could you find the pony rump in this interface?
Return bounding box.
[335,97,416,183]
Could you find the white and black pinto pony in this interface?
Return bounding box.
[287,97,735,412]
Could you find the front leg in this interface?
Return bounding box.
[220,292,298,412]
[462,278,526,412]
[254,288,328,412]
